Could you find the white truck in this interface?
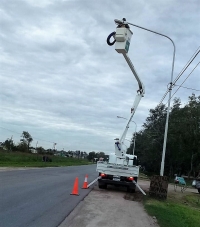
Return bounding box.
[96,18,145,193]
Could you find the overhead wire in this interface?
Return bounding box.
[0,126,55,144]
[173,85,200,92]
[159,47,200,105]
[165,61,200,105]
[173,46,200,85]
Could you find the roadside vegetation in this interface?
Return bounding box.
[138,171,200,227]
[127,94,200,179]
[139,172,149,180]
[0,130,108,167]
[0,151,90,167]
[144,192,200,227]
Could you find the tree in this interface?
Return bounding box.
[128,94,200,178]
[20,131,33,152]
[37,146,46,154]
[181,94,200,177]
[96,152,106,159]
[88,151,96,161]
[167,94,200,177]
[133,104,167,173]
[1,138,14,151]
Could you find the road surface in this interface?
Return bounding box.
[0,165,97,227]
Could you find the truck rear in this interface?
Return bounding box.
[96,153,139,192]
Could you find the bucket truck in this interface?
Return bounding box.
[96,18,145,193]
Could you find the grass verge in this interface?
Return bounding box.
[0,151,90,167]
[139,172,150,180]
[144,193,200,227]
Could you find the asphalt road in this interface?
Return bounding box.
[0,165,97,227]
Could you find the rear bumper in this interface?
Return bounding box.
[98,178,136,189]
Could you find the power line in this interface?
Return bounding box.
[173,47,200,85]
[159,47,200,105]
[174,85,200,92]
[165,61,200,105]
[0,126,54,144]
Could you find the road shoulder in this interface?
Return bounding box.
[59,180,159,227]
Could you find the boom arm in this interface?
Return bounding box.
[107,18,145,157]
[122,53,144,92]
[119,53,145,145]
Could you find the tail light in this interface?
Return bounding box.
[101,173,106,177]
[127,177,134,181]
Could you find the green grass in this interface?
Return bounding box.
[184,194,200,208]
[139,172,150,180]
[144,195,200,227]
[0,151,90,167]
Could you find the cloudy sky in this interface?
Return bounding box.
[0,0,199,154]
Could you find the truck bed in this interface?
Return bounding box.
[96,161,139,177]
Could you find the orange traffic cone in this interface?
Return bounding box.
[82,174,88,189]
[70,177,79,196]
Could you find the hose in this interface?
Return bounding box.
[107,32,116,46]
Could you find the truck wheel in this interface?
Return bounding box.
[127,187,135,193]
[134,177,138,183]
[98,182,107,189]
[198,189,200,194]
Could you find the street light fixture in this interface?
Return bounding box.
[117,116,137,155]
[115,19,176,176]
[53,142,57,154]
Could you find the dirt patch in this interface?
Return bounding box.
[124,179,198,201]
[0,167,29,171]
[59,180,159,227]
[0,167,48,171]
[124,191,146,202]
[168,183,198,197]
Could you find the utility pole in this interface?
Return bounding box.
[53,143,57,155]
[10,135,13,152]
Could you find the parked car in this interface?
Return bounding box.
[192,179,200,193]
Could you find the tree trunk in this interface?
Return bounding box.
[188,153,194,179]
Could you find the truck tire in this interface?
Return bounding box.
[134,177,138,183]
[127,187,135,193]
[98,182,107,189]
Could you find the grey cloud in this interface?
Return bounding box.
[0,0,199,153]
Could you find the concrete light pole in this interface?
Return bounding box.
[36,141,38,159]
[10,135,13,152]
[53,143,57,154]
